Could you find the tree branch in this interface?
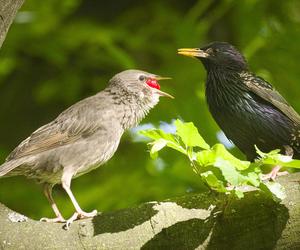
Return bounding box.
[0,1,299,248]
[0,173,299,249]
[0,0,25,48]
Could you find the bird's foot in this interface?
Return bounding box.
[77,209,98,219]
[261,165,288,181]
[40,216,66,223]
[64,209,97,230]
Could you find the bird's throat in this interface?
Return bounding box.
[205,70,249,109]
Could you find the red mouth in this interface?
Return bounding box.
[146,78,160,90]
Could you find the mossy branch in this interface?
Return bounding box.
[1,173,300,249]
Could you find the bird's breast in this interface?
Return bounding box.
[205,77,294,160]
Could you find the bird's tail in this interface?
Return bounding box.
[0,160,21,177]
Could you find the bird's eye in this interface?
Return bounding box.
[139,75,146,81]
[207,48,218,54]
[206,48,214,54]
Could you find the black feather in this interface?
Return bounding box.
[179,42,300,161]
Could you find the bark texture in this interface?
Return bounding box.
[0,173,299,249]
[0,1,300,249]
[0,0,24,48]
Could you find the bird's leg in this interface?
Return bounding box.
[262,146,292,181]
[40,183,66,223]
[61,172,97,229]
[261,165,287,181]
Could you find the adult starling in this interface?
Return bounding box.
[178,42,300,178]
[0,69,173,226]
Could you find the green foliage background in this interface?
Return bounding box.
[0,0,300,219]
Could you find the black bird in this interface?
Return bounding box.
[178,42,300,178]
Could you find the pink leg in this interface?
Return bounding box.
[262,146,292,181]
[262,166,288,181]
[61,172,97,229]
[40,184,65,223]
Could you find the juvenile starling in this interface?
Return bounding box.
[178,42,300,178]
[0,69,173,226]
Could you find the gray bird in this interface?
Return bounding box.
[0,69,173,226]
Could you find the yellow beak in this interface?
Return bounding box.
[154,76,174,99]
[155,76,172,81]
[177,48,209,58]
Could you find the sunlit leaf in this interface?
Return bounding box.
[142,121,289,201]
[150,139,167,159]
[200,171,227,192]
[260,182,286,201]
[140,129,186,154]
[255,145,281,158]
[213,144,250,170]
[255,145,300,169]
[174,119,210,149]
[214,158,246,186]
[141,129,178,142]
[246,172,260,187]
[234,190,244,199]
[195,149,215,167]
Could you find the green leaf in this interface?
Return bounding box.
[212,144,250,170]
[261,155,300,169]
[141,122,287,202]
[234,190,244,199]
[255,145,280,158]
[214,158,246,186]
[140,129,186,155]
[174,119,210,149]
[200,171,227,192]
[195,149,216,167]
[246,172,260,187]
[165,140,187,155]
[139,129,176,142]
[139,129,161,140]
[150,139,167,159]
[260,182,286,201]
[278,159,300,169]
[255,145,300,169]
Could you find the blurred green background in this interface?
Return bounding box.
[0,0,300,220]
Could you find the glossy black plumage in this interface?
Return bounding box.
[178,42,300,161]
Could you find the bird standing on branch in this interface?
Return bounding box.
[178,42,300,179]
[0,69,173,227]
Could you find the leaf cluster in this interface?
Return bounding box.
[140,120,300,201]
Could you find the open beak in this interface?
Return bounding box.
[156,89,174,99]
[154,76,174,99]
[177,48,209,58]
[155,76,172,81]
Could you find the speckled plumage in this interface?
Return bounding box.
[179,42,300,161]
[0,69,171,225]
[1,70,162,182]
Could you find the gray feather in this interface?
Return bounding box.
[0,69,163,184]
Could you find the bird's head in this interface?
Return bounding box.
[178,42,247,72]
[108,70,173,129]
[109,69,173,106]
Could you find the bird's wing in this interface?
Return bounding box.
[6,103,100,161]
[243,73,300,125]
[6,120,98,161]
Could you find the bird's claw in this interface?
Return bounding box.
[63,209,97,230]
[261,166,289,181]
[77,209,98,218]
[40,216,66,223]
